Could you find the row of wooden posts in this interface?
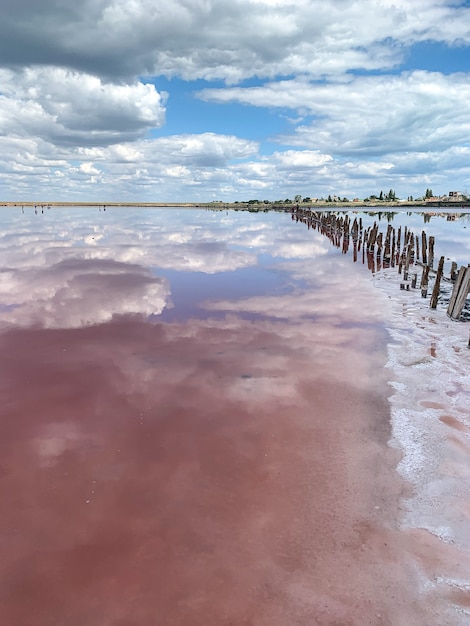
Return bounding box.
[291,208,470,324]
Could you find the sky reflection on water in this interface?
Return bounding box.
[1,205,468,329]
[0,206,469,624]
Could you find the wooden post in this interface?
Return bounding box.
[403,241,413,280]
[421,265,430,297]
[447,266,470,320]
[368,223,378,251]
[450,261,458,281]
[428,236,435,268]
[430,256,445,309]
[421,231,427,265]
[376,232,383,254]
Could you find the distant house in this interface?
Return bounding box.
[448,191,464,201]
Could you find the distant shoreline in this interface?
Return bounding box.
[1,200,470,210]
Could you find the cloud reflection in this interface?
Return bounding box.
[0,258,170,329]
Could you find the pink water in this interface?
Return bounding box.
[0,207,468,625]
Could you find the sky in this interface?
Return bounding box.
[0,0,470,203]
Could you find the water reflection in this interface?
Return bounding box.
[292,207,470,274]
[0,257,170,328]
[292,208,470,321]
[0,206,468,624]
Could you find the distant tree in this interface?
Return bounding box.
[379,190,383,201]
[327,195,332,202]
[284,198,291,203]
[425,188,433,198]
[303,197,311,203]
[294,194,302,203]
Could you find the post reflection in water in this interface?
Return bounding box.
[292,207,470,320]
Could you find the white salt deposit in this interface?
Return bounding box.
[372,262,470,622]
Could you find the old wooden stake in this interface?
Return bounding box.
[430,255,445,309]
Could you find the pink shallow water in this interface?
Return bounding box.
[0,312,446,625]
[1,207,469,624]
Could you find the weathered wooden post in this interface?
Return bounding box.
[376,232,383,256]
[403,241,413,280]
[447,266,470,320]
[421,265,430,297]
[368,223,378,252]
[421,231,427,265]
[430,256,445,309]
[428,236,435,267]
[450,261,458,282]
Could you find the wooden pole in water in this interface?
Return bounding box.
[428,236,435,268]
[421,231,427,265]
[403,240,413,280]
[447,266,470,320]
[450,261,458,282]
[376,232,383,256]
[421,265,430,297]
[430,256,445,309]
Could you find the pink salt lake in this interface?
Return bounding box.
[0,206,468,625]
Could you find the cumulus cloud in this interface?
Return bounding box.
[1,0,470,200]
[200,71,470,156]
[1,1,469,82]
[0,67,166,147]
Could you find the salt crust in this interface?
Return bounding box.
[372,266,470,621]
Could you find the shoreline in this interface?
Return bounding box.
[373,265,470,623]
[2,200,470,210]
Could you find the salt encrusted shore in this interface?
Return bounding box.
[372,265,470,624]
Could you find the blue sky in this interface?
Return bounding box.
[0,0,470,202]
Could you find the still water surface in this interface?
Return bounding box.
[0,206,468,624]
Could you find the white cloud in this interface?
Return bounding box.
[1,1,469,82]
[1,1,470,200]
[0,67,166,147]
[200,71,470,156]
